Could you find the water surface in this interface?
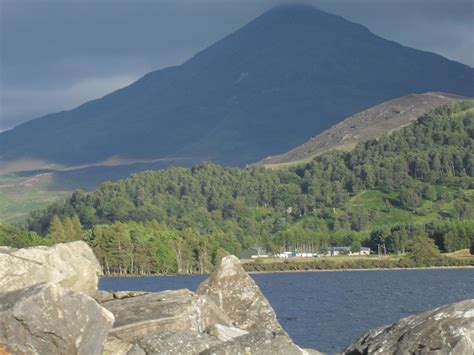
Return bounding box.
[100,268,474,353]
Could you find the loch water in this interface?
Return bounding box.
[100,268,474,353]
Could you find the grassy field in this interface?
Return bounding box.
[263,143,357,170]
[284,187,471,236]
[346,188,469,229]
[0,172,70,223]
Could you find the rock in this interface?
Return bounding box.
[95,290,151,303]
[344,299,474,354]
[94,289,115,302]
[0,241,102,296]
[103,337,147,355]
[127,344,147,355]
[113,290,149,299]
[137,330,221,354]
[197,255,281,332]
[103,336,134,355]
[102,289,232,342]
[0,282,114,355]
[201,329,306,355]
[301,349,324,355]
[205,324,249,342]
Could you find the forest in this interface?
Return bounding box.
[2,101,474,274]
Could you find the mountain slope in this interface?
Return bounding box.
[1,5,473,169]
[258,92,468,166]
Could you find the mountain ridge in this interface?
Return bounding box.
[258,92,469,166]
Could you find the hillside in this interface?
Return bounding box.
[11,101,473,274]
[259,92,468,166]
[1,5,473,171]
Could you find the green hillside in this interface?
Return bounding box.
[3,101,474,274]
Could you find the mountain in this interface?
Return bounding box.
[258,92,468,166]
[1,4,473,171]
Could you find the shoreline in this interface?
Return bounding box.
[99,265,474,278]
[246,265,474,274]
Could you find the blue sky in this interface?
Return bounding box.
[1,0,473,131]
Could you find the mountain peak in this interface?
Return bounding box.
[1,6,472,170]
[252,3,367,30]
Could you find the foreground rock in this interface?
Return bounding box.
[197,255,282,332]
[102,289,232,342]
[344,299,474,354]
[0,241,101,296]
[0,282,114,355]
[205,324,248,342]
[6,242,469,355]
[201,330,311,355]
[137,330,221,354]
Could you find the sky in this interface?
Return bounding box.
[1,0,473,131]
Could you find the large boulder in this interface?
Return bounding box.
[0,282,114,355]
[137,330,221,355]
[102,289,232,343]
[197,255,281,332]
[344,299,474,354]
[205,324,249,342]
[0,241,102,296]
[201,329,309,355]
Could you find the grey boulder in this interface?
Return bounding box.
[201,329,308,355]
[344,298,474,355]
[0,282,114,355]
[137,330,221,355]
[94,290,149,303]
[205,324,249,342]
[197,255,282,332]
[102,289,232,342]
[0,241,102,296]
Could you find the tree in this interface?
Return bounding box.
[48,216,66,243]
[351,240,361,253]
[350,210,369,232]
[71,215,85,240]
[399,188,422,211]
[406,236,440,263]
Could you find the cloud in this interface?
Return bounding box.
[1,75,136,131]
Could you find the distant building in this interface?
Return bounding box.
[295,252,313,258]
[240,247,269,259]
[349,247,371,256]
[327,246,351,256]
[326,246,371,256]
[275,251,292,258]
